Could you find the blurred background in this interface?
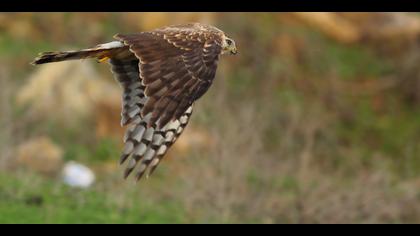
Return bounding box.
[1,12,420,223]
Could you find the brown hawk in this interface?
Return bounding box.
[31,23,237,181]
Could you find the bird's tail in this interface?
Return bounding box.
[31,41,126,65]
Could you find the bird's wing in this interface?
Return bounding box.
[109,52,194,180]
[114,28,222,129]
[108,43,196,181]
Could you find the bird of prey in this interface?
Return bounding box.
[31,23,237,182]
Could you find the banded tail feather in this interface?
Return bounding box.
[31,41,126,65]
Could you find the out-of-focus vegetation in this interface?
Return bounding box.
[1,12,420,223]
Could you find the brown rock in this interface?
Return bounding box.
[291,12,361,44]
[18,61,121,130]
[290,12,420,55]
[15,136,64,176]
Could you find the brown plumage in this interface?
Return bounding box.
[31,23,237,182]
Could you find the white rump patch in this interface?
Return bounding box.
[97,41,125,49]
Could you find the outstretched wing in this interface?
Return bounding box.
[110,27,222,181]
[109,45,194,181]
[115,27,222,128]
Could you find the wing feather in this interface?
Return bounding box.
[115,29,222,129]
[108,47,193,181]
[109,25,222,181]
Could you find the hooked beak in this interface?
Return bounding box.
[231,48,237,55]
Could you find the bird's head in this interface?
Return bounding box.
[221,36,237,55]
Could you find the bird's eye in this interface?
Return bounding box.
[226,39,232,46]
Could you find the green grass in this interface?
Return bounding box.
[295,27,394,79]
[62,138,120,163]
[0,172,188,223]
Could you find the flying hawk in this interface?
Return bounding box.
[31,23,237,181]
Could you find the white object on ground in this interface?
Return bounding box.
[62,161,95,188]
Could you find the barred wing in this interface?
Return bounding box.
[110,28,222,181]
[110,55,193,181]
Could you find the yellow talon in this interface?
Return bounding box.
[98,56,109,63]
